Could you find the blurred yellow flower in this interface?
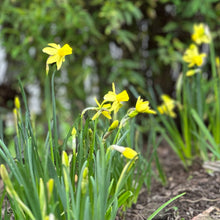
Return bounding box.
[216,57,220,68]
[71,127,77,136]
[14,96,20,109]
[136,96,156,114]
[42,43,72,73]
[104,83,129,113]
[157,95,176,118]
[128,96,156,117]
[111,145,138,159]
[92,98,112,120]
[108,120,119,131]
[62,151,69,167]
[46,179,54,202]
[183,44,206,68]
[192,23,211,45]
[186,68,201,77]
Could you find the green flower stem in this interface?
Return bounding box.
[181,72,192,160]
[45,72,54,165]
[113,116,130,145]
[88,118,98,176]
[113,126,122,145]
[195,73,207,159]
[196,73,202,118]
[48,120,54,165]
[78,116,84,172]
[210,41,220,145]
[51,70,59,164]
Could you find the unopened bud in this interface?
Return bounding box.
[71,127,77,137]
[14,96,20,109]
[62,151,69,167]
[108,120,119,131]
[47,179,54,201]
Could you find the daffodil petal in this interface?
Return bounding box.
[56,57,64,70]
[58,44,72,56]
[95,98,101,107]
[122,147,138,159]
[92,111,100,120]
[103,103,111,109]
[47,55,59,64]
[42,47,58,55]
[144,109,157,114]
[112,82,116,93]
[104,92,116,102]
[48,43,61,49]
[111,101,121,113]
[102,111,111,119]
[116,90,129,102]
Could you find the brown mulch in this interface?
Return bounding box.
[120,143,220,220]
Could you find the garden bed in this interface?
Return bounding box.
[120,143,220,220]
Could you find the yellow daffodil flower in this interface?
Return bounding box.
[129,96,156,117]
[42,43,72,73]
[183,44,206,68]
[111,145,138,159]
[92,98,112,120]
[157,94,176,118]
[136,96,156,114]
[192,23,211,45]
[104,83,129,113]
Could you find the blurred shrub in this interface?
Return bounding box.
[0,0,220,117]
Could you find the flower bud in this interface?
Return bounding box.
[111,145,138,159]
[47,179,54,201]
[62,151,69,167]
[14,96,20,109]
[108,120,119,131]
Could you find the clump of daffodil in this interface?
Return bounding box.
[0,164,35,219]
[128,96,156,118]
[157,94,176,118]
[42,43,72,74]
[192,23,211,45]
[183,44,206,68]
[104,82,129,113]
[111,145,138,159]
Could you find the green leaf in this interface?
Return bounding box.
[147,192,186,220]
[118,190,133,208]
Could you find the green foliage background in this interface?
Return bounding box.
[1,0,220,116]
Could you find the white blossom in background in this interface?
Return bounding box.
[0,44,7,84]
[26,82,41,114]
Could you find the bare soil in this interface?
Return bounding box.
[119,144,220,220]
